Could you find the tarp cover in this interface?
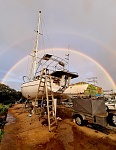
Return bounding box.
[73,98,106,115]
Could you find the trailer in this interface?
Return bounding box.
[72,97,116,127]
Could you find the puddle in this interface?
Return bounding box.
[6,113,15,125]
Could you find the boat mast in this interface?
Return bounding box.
[33,11,41,79]
[28,11,41,80]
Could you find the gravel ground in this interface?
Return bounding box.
[0,104,116,150]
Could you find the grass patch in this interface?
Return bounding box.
[0,130,4,141]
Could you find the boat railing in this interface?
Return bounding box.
[36,54,68,72]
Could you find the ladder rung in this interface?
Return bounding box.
[48,91,52,93]
[40,85,44,87]
[38,92,44,95]
[48,98,53,100]
[41,78,45,81]
[48,105,53,107]
[38,89,43,91]
[48,93,52,95]
[46,76,50,78]
[48,94,53,96]
[50,121,56,127]
[48,97,53,99]
[50,115,55,119]
[48,101,52,103]
[47,82,51,84]
[38,89,44,92]
[41,76,45,78]
[47,84,52,87]
[49,110,54,113]
[48,100,53,102]
[40,82,45,84]
[39,94,44,97]
[47,86,51,88]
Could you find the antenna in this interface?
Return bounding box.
[65,45,70,71]
[86,77,97,85]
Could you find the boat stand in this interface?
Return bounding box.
[34,68,57,131]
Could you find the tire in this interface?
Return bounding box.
[106,106,109,112]
[108,113,116,127]
[112,114,116,126]
[75,115,83,126]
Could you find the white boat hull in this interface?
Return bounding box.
[21,79,61,100]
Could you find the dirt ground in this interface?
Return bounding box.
[0,104,116,150]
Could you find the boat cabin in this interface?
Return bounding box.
[51,70,78,87]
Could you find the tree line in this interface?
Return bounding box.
[0,84,23,105]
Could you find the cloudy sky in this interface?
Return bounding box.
[0,0,116,92]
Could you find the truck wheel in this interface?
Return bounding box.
[112,114,116,126]
[108,113,116,127]
[75,115,83,126]
[106,106,109,112]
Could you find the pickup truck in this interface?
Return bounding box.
[105,99,116,110]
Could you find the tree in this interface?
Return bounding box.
[0,84,22,105]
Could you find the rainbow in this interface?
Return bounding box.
[1,48,116,91]
[1,32,116,57]
[70,32,116,55]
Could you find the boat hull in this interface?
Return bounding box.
[21,79,61,100]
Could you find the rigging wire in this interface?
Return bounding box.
[40,17,46,54]
[26,32,35,80]
[41,16,54,55]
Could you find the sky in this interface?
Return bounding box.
[0,0,116,92]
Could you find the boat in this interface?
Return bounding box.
[21,11,78,100]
